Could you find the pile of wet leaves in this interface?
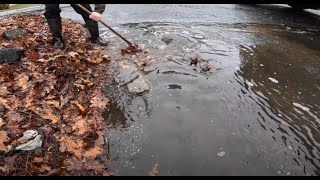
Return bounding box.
[0,14,114,176]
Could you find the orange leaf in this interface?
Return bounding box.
[83,146,103,159]
[0,97,12,111]
[17,74,29,91]
[74,83,85,90]
[59,136,84,158]
[30,107,60,124]
[33,157,44,163]
[88,57,104,64]
[72,118,88,136]
[46,100,61,109]
[42,109,60,124]
[0,131,10,152]
[68,52,79,58]
[25,89,35,108]
[71,100,86,112]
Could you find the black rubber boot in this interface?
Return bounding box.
[46,18,65,50]
[85,19,108,46]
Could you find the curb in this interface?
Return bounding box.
[0,4,70,18]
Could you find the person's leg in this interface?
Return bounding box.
[44,4,64,49]
[71,4,108,46]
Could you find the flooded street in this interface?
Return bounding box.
[61,4,320,175]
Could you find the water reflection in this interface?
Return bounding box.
[235,31,320,175]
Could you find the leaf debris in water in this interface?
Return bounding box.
[149,163,159,176]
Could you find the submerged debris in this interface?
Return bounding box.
[121,44,142,56]
[190,57,199,66]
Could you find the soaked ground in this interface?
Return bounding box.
[59,4,320,176]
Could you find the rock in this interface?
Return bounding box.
[0,48,24,65]
[117,61,151,95]
[3,28,28,40]
[127,71,151,95]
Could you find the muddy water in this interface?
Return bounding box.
[61,4,320,175]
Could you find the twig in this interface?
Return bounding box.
[25,154,29,172]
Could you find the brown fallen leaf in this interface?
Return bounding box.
[0,86,10,96]
[71,100,86,112]
[46,100,61,109]
[149,163,159,176]
[43,110,60,124]
[63,157,83,171]
[1,42,10,47]
[201,63,212,72]
[30,107,60,124]
[0,97,13,111]
[0,118,5,128]
[102,55,110,62]
[27,51,40,61]
[25,89,35,108]
[190,57,199,66]
[84,161,106,173]
[59,136,84,158]
[33,157,44,163]
[0,166,8,172]
[90,96,109,109]
[17,74,29,91]
[74,83,85,90]
[121,44,142,56]
[68,51,79,58]
[83,146,103,159]
[6,113,24,123]
[42,164,51,172]
[60,95,70,108]
[72,118,88,136]
[46,168,61,176]
[95,131,105,146]
[0,131,10,152]
[74,78,94,89]
[88,57,104,64]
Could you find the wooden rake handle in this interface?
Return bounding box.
[75,4,134,47]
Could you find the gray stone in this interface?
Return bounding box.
[0,48,24,65]
[3,28,28,40]
[127,70,151,95]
